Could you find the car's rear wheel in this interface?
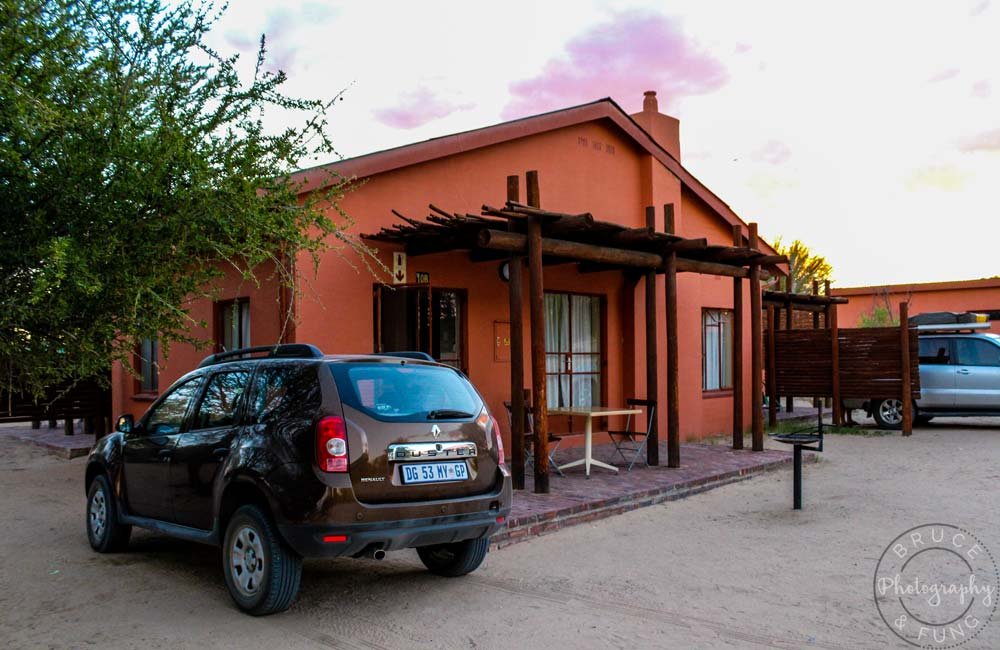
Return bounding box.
[222,505,302,616]
[417,537,490,577]
[872,398,904,430]
[87,474,131,552]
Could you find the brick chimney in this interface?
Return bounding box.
[631,90,681,161]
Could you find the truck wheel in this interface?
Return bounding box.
[417,537,490,577]
[872,398,904,430]
[222,505,302,615]
[87,474,132,552]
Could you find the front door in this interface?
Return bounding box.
[171,370,252,530]
[122,377,203,521]
[916,337,956,408]
[375,285,466,373]
[952,337,1000,409]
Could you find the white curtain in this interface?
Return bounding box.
[703,310,733,390]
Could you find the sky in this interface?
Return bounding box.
[210,0,1000,287]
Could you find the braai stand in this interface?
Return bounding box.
[768,405,824,510]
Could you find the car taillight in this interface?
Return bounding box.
[317,416,348,473]
[490,414,505,467]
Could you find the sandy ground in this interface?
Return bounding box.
[1,418,998,650]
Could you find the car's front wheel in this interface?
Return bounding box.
[417,537,490,577]
[222,505,302,616]
[87,474,131,552]
[872,398,904,430]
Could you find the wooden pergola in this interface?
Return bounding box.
[366,171,787,494]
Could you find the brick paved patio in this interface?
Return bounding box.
[494,441,806,547]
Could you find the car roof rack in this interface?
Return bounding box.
[915,322,991,333]
[197,344,324,368]
[910,311,991,334]
[376,351,436,362]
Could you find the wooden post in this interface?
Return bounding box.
[749,224,764,451]
[64,417,74,436]
[784,276,793,413]
[506,175,526,490]
[525,170,550,493]
[812,280,820,329]
[663,203,675,236]
[831,302,841,426]
[31,418,40,430]
[731,225,744,449]
[767,304,778,427]
[644,207,659,466]
[664,249,680,467]
[900,301,913,436]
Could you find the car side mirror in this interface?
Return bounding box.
[116,414,134,434]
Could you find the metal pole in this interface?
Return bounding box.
[793,445,802,510]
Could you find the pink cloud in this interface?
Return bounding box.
[972,79,992,98]
[752,140,792,165]
[373,88,475,129]
[959,128,1000,152]
[927,68,960,83]
[734,42,752,54]
[971,0,990,16]
[502,10,727,119]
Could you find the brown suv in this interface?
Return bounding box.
[84,344,512,615]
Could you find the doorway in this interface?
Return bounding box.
[374,285,467,373]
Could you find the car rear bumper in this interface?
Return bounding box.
[278,508,509,558]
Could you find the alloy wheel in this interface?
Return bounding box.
[879,399,904,425]
[89,489,107,540]
[230,525,266,597]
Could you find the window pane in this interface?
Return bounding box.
[918,338,950,365]
[546,374,571,409]
[331,363,482,420]
[544,294,570,353]
[146,378,202,435]
[192,372,251,430]
[955,339,1000,366]
[139,339,158,392]
[434,290,461,367]
[248,367,321,425]
[571,296,600,353]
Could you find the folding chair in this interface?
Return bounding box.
[607,398,656,471]
[503,401,565,477]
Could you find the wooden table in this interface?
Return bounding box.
[549,406,643,477]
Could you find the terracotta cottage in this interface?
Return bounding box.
[112,92,786,451]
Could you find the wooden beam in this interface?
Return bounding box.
[644,207,659,466]
[507,176,525,490]
[784,276,793,414]
[478,229,663,269]
[900,301,913,436]
[767,304,778,427]
[731,225,744,449]
[664,219,680,467]
[663,203,675,235]
[676,258,749,278]
[525,171,549,493]
[812,280,821,329]
[749,223,764,451]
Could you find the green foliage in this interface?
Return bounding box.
[859,306,900,328]
[0,0,378,398]
[771,237,833,293]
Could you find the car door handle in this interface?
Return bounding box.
[158,449,173,461]
[957,369,971,375]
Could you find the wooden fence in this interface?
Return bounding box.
[0,377,111,435]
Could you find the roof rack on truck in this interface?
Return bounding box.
[909,311,991,333]
[197,344,324,368]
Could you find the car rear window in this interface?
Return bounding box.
[329,362,482,421]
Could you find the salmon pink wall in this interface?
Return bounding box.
[834,280,1000,335]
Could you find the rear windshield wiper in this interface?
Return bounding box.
[426,409,474,420]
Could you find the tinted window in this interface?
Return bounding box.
[145,377,203,435]
[918,338,951,365]
[330,362,481,420]
[954,339,1000,367]
[248,366,321,425]
[191,371,252,430]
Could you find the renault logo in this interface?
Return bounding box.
[431,424,441,438]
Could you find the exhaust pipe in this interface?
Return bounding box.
[371,548,386,561]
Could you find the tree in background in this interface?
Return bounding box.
[770,237,833,293]
[858,289,907,328]
[0,0,380,398]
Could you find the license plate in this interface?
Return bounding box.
[401,461,469,484]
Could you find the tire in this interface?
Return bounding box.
[87,474,132,553]
[222,505,302,616]
[417,536,490,577]
[872,398,904,430]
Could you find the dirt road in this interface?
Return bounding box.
[1,420,998,649]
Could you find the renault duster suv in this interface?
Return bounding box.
[85,344,511,615]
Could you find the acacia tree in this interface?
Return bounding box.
[0,1,378,398]
[770,237,833,293]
